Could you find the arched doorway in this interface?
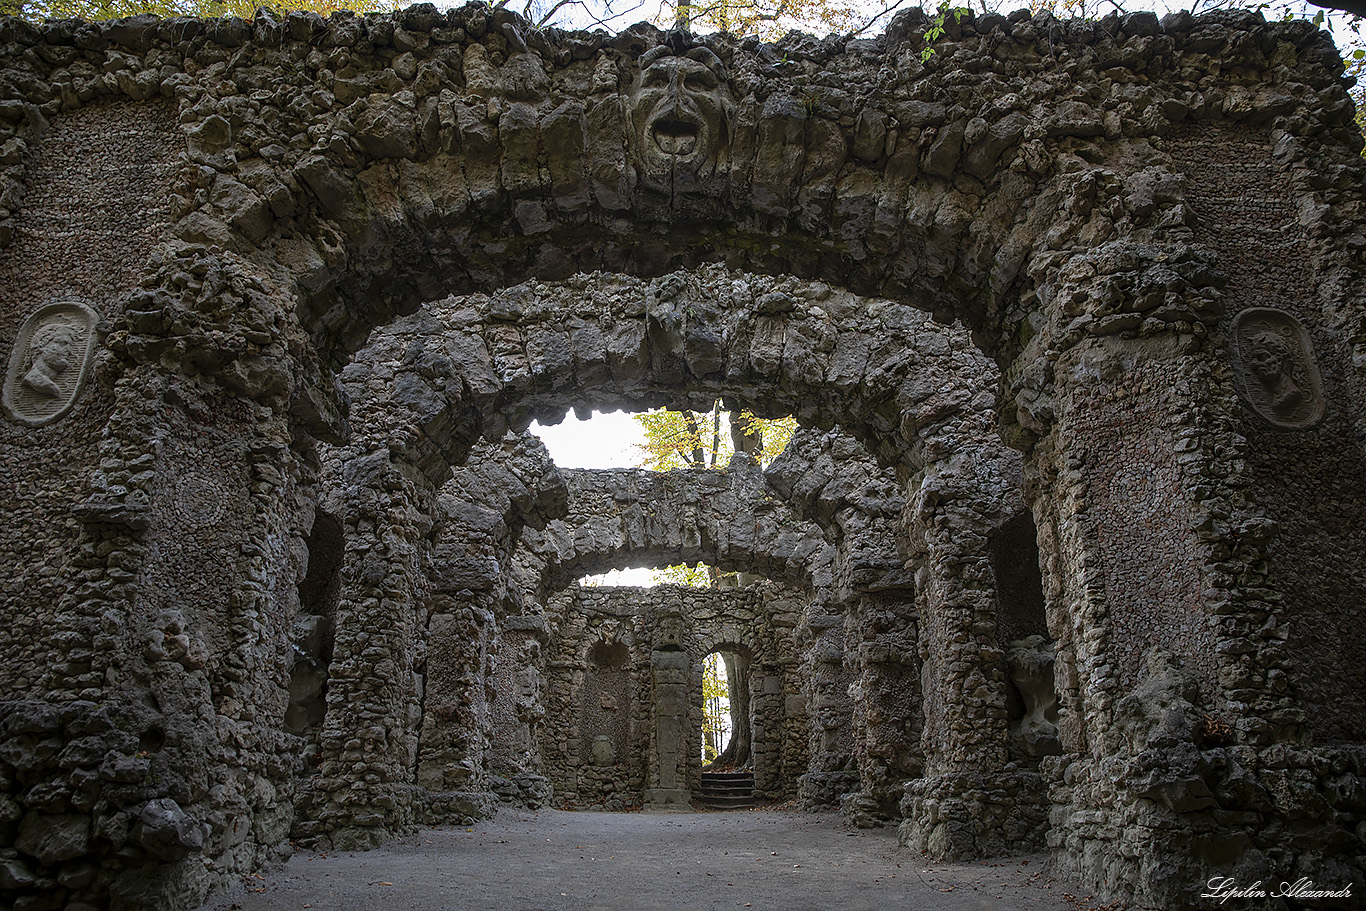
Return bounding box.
[698,646,757,809]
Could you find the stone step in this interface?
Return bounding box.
[698,770,756,809]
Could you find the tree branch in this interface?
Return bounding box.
[1307,0,1366,18]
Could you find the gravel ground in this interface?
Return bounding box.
[196,807,1095,911]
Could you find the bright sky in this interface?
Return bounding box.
[529,409,646,469]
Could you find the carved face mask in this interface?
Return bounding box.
[629,46,735,185]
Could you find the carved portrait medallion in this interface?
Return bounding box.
[2,298,100,428]
[628,45,736,187]
[1230,307,1325,430]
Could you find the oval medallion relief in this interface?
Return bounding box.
[3,298,100,428]
[1230,307,1326,430]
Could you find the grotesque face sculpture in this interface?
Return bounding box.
[629,45,735,186]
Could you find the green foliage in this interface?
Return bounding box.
[920,1,966,63]
[633,402,795,472]
[633,403,796,588]
[1349,48,1366,158]
[662,0,870,39]
[654,562,713,587]
[634,405,722,471]
[7,0,394,22]
[742,409,797,465]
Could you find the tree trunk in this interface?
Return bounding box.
[714,652,752,768]
[683,411,705,467]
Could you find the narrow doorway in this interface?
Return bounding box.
[699,648,755,808]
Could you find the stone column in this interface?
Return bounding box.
[645,615,691,809]
[795,602,858,808]
[20,366,319,908]
[898,416,1047,858]
[486,615,551,808]
[747,663,787,800]
[842,591,923,827]
[1006,215,1366,904]
[413,591,499,823]
[311,450,435,849]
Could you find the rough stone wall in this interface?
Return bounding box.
[0,101,177,699]
[0,95,314,908]
[323,299,948,831]
[519,460,840,600]
[794,602,858,808]
[503,424,927,813]
[998,14,1366,905]
[413,434,564,824]
[540,583,808,808]
[484,617,551,808]
[0,6,1363,911]
[841,592,922,826]
[1166,122,1366,744]
[763,429,922,824]
[320,263,1005,488]
[297,319,566,845]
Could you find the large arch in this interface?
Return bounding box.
[310,266,1023,847]
[521,463,842,599]
[1,7,1364,911]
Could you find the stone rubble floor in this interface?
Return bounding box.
[196,807,1107,911]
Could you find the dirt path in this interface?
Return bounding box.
[197,808,1088,911]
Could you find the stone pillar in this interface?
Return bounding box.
[748,663,787,800]
[842,591,923,827]
[18,367,318,908]
[1020,323,1305,906]
[795,602,858,807]
[1007,210,1366,904]
[2,215,341,903]
[486,615,551,808]
[899,418,1047,858]
[413,592,499,823]
[645,638,691,809]
[311,450,434,849]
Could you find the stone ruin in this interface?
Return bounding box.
[0,4,1364,909]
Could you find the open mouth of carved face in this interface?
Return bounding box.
[651,118,700,157]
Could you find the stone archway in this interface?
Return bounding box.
[313,266,1032,848]
[2,7,1365,911]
